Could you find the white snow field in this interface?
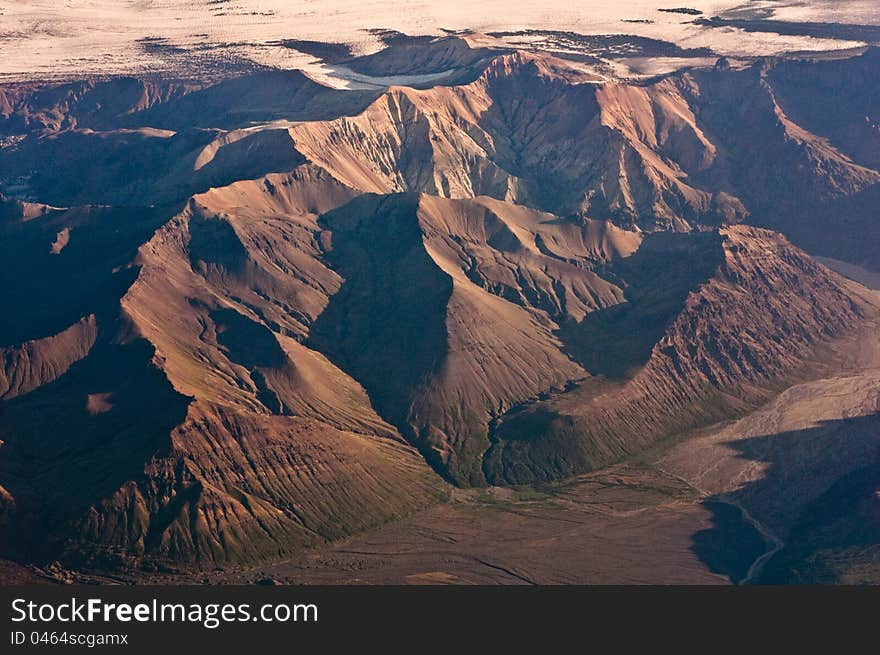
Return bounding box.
[1,1,878,81]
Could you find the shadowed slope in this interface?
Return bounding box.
[485,227,875,484]
[0,173,447,570]
[125,70,380,131]
[312,193,630,484]
[0,338,191,566]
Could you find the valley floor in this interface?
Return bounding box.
[126,466,737,585]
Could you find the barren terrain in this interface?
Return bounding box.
[2,10,879,584]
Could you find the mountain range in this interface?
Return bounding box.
[1,33,879,583]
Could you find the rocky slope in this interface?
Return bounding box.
[484,226,875,484]
[0,179,446,570]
